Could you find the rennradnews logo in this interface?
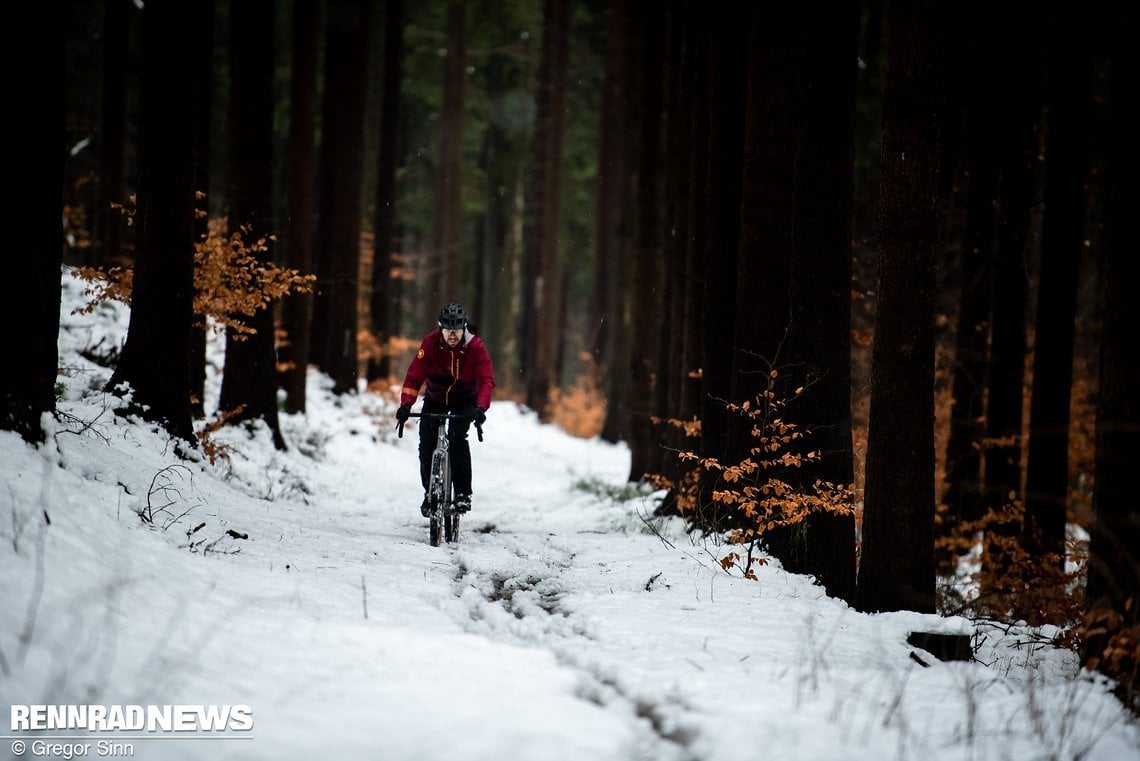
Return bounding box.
[10,704,254,733]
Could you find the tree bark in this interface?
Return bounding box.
[943,23,999,531]
[696,0,746,524]
[627,0,666,482]
[5,2,64,444]
[218,0,285,449]
[784,6,860,603]
[728,5,799,466]
[105,0,199,445]
[366,0,406,384]
[855,0,946,615]
[278,0,319,412]
[1084,16,1140,688]
[1022,10,1091,566]
[981,4,1042,541]
[312,0,371,395]
[189,0,216,420]
[96,0,129,268]
[523,0,570,418]
[433,0,466,305]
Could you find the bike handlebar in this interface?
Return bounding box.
[396,410,484,442]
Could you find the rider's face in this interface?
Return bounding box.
[442,327,463,347]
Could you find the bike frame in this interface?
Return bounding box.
[397,410,483,546]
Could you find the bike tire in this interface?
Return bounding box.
[428,451,447,547]
[445,508,460,543]
[429,510,442,546]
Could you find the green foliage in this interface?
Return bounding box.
[573,476,652,504]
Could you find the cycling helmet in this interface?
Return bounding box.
[437,303,467,330]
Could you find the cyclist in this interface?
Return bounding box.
[396,303,496,516]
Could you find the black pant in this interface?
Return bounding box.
[418,398,475,496]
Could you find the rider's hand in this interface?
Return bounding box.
[473,406,486,427]
[396,404,411,423]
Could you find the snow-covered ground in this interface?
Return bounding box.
[1,269,1137,761]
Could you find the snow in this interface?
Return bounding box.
[1,267,1137,761]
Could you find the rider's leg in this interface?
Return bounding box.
[449,413,473,498]
[418,399,445,490]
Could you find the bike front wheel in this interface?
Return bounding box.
[428,453,450,547]
[429,507,442,546]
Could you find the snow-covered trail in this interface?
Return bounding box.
[4,273,1138,761]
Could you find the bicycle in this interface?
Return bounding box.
[397,410,484,547]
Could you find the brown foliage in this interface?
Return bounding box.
[937,499,1087,627]
[548,359,606,439]
[73,215,314,341]
[653,371,859,578]
[1073,603,1139,712]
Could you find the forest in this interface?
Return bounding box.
[3,0,1136,710]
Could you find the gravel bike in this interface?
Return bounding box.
[397,410,483,546]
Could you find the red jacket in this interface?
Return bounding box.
[401,329,495,410]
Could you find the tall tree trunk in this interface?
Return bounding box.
[475,46,527,375]
[312,0,371,395]
[433,0,466,305]
[855,0,946,615]
[523,0,570,418]
[589,0,627,388]
[1083,17,1140,692]
[5,2,64,444]
[599,0,636,445]
[366,0,406,384]
[278,0,319,412]
[627,0,666,482]
[654,0,690,483]
[728,5,798,466]
[659,2,709,511]
[981,4,1042,538]
[96,0,129,268]
[1023,11,1091,565]
[943,23,999,534]
[218,0,285,449]
[696,0,746,523]
[189,0,216,420]
[784,6,860,603]
[106,0,199,446]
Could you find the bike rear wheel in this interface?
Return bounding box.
[444,509,460,543]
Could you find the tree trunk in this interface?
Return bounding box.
[599,0,637,445]
[981,5,1042,538]
[189,0,216,420]
[784,6,860,603]
[218,0,285,449]
[5,2,64,444]
[627,0,666,482]
[278,0,319,412]
[366,0,406,384]
[433,0,466,305]
[855,0,946,615]
[523,0,570,418]
[106,0,199,445]
[312,0,371,395]
[1083,19,1140,692]
[96,0,129,268]
[1022,12,1091,566]
[943,27,999,532]
[589,0,627,388]
[696,0,747,524]
[658,2,709,512]
[654,0,690,483]
[728,5,798,466]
